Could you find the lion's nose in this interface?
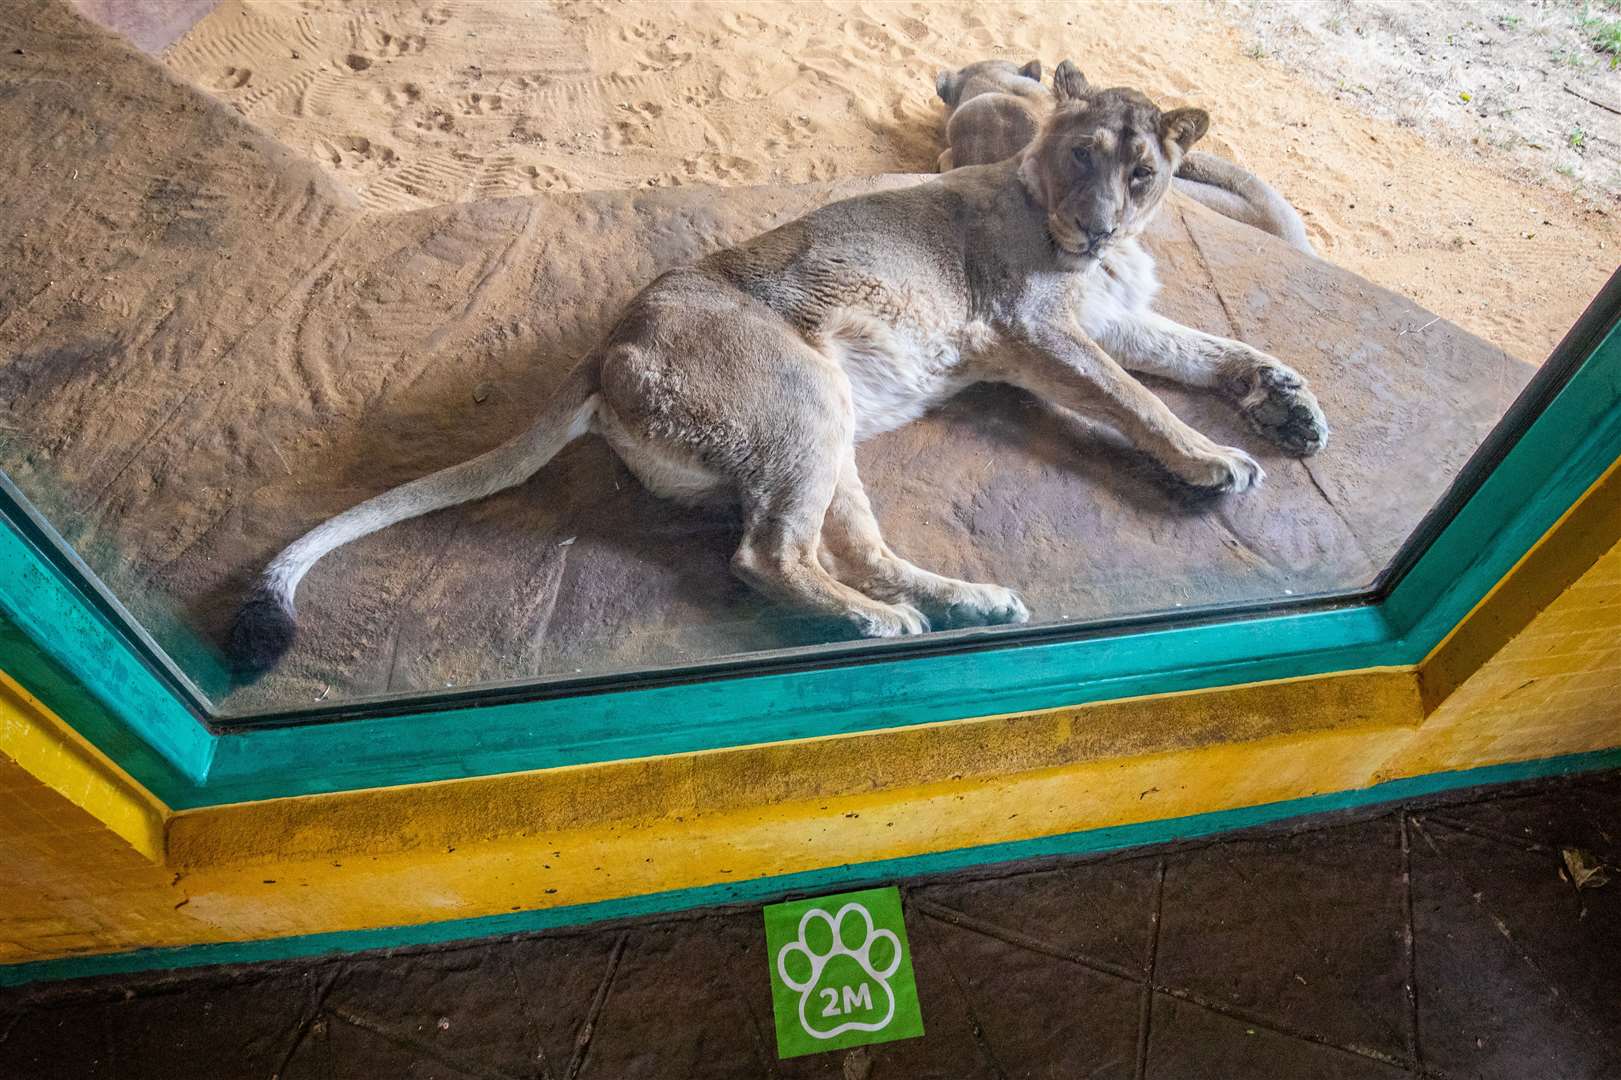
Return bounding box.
[1086,227,1116,248]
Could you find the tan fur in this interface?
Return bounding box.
[938,58,1316,255]
[232,87,1331,668]
[934,58,1050,172]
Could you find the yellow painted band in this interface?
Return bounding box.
[0,670,168,861]
[1421,453,1621,708]
[168,668,1420,867]
[114,672,1424,954]
[117,666,1615,956]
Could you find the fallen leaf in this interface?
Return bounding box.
[1562,847,1611,890]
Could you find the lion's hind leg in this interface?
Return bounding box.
[730,357,931,638]
[603,284,931,639]
[821,457,1029,629]
[733,469,930,640]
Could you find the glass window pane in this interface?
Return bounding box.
[4,0,1616,720]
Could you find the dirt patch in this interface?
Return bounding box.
[155,0,1619,366]
[1226,0,1621,197]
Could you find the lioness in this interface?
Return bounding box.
[230,81,1329,672]
[938,58,1315,255]
[934,58,1048,174]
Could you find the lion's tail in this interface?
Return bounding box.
[227,361,599,677]
[1174,150,1315,256]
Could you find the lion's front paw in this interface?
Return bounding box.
[1173,444,1265,495]
[1238,363,1329,456]
[850,602,931,638]
[939,582,1030,628]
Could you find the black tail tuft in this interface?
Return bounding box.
[227,586,297,678]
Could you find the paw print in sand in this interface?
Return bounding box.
[776,902,902,1039]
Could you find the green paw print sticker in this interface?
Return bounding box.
[764,887,924,1058]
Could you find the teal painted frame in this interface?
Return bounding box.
[0,276,1618,810]
[3,745,1616,988]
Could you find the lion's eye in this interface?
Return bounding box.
[1132,165,1155,183]
[1071,146,1091,171]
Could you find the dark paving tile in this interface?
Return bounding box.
[283,1010,495,1080]
[10,774,1621,1079]
[1,970,314,1080]
[1410,818,1621,1078]
[923,911,1141,1079]
[574,920,766,1080]
[912,855,1160,975]
[1425,774,1621,859]
[326,934,614,1079]
[0,999,117,1080]
[1154,816,1410,1058]
[1143,995,1411,1080]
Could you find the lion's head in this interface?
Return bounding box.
[1018,62,1207,266]
[934,58,1043,109]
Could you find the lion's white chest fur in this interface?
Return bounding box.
[1075,239,1161,337]
[817,238,1160,442]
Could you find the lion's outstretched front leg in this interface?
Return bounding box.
[820,458,1029,628]
[998,327,1264,495]
[1099,311,1329,456]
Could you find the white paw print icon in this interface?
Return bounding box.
[776,901,903,1040]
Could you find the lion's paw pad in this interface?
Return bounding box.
[776,903,902,1040]
[1240,364,1329,456]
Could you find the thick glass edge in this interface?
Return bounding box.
[1,268,1616,733]
[217,586,1375,729]
[1373,265,1621,594]
[0,471,215,717]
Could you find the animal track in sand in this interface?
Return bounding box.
[682,152,763,183]
[763,113,818,154]
[459,92,503,116]
[378,82,424,109]
[367,29,428,56]
[719,11,770,36]
[414,108,457,134]
[518,162,581,193]
[313,133,399,186]
[215,66,251,89]
[634,39,694,74]
[606,120,654,150]
[843,17,916,60]
[621,100,665,121]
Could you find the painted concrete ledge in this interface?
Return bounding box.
[5,460,1621,977]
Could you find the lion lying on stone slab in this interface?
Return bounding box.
[230,77,1329,672]
[937,58,1315,254]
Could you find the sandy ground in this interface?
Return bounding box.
[156,0,1619,367]
[1227,0,1621,197]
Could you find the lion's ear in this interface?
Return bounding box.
[1017,149,1051,208]
[1052,60,1088,102]
[935,69,960,106]
[1160,107,1209,154]
[1019,59,1041,82]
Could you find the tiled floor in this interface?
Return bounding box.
[3,772,1619,1078]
